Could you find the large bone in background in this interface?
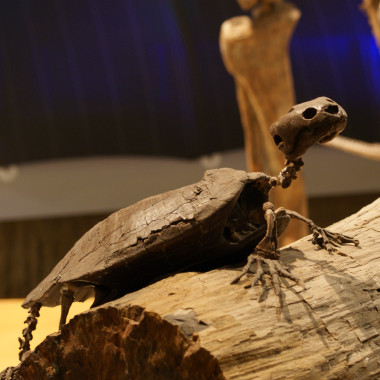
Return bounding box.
[321,0,380,161]
[5,198,380,379]
[219,1,308,243]
[362,0,380,49]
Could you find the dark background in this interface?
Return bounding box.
[0,0,378,165]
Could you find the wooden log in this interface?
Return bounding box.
[3,198,380,379]
[219,3,308,243]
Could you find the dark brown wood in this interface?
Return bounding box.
[0,214,106,298]
[7,306,226,380]
[309,192,380,227]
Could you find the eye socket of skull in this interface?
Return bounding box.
[302,107,317,120]
[269,97,347,161]
[324,104,339,114]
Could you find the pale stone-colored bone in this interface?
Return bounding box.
[323,135,380,161]
[220,2,308,243]
[327,0,380,161]
[236,0,260,11]
[362,0,380,49]
[236,0,284,13]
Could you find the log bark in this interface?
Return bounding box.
[4,198,380,379]
[219,3,308,243]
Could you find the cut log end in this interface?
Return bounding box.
[3,305,225,380]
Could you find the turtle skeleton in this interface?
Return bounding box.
[18,96,359,361]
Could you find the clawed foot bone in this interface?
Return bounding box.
[283,209,359,256]
[311,226,359,255]
[231,254,306,300]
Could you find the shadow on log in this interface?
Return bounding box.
[3,198,380,379]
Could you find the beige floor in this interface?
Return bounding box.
[0,298,92,369]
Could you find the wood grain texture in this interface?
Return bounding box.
[107,197,380,379]
[3,198,380,379]
[0,214,106,298]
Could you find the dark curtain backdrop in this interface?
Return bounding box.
[0,0,378,165]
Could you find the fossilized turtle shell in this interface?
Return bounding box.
[23,168,271,309]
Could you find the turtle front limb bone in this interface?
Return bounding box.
[283,209,359,254]
[59,284,76,330]
[231,254,306,300]
[231,202,306,300]
[232,202,359,302]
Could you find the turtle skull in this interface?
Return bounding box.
[269,97,347,162]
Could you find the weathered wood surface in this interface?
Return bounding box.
[109,198,380,379]
[0,214,106,298]
[6,198,380,379]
